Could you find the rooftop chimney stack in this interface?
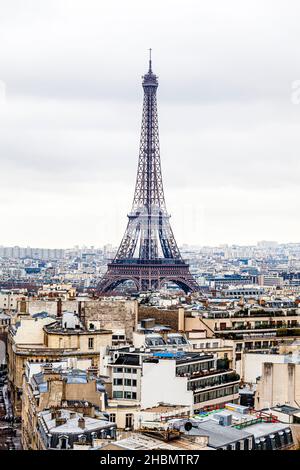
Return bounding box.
[78,417,85,430]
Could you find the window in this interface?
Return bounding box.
[88,338,94,350]
[124,379,131,386]
[109,414,116,423]
[124,391,132,399]
[125,413,133,429]
[125,368,132,374]
[78,434,86,443]
[113,378,123,386]
[58,435,69,450]
[113,391,123,399]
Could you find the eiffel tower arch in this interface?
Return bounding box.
[98,53,199,295]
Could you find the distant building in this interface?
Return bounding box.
[258,274,284,287]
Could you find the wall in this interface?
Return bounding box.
[140,359,193,410]
[24,299,79,317]
[0,293,20,311]
[82,300,138,341]
[256,362,300,409]
[184,317,214,338]
[14,317,55,345]
[45,330,112,353]
[0,338,6,366]
[138,306,179,331]
[241,353,286,383]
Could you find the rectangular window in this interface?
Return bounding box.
[109,414,116,423]
[88,337,94,350]
[125,413,133,429]
[113,378,123,386]
[113,391,123,399]
[125,368,132,374]
[124,379,131,386]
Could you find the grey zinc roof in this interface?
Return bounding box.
[184,419,253,448]
[40,410,113,434]
[247,422,291,439]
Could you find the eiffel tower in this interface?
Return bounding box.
[98,52,199,294]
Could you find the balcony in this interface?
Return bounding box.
[177,368,238,380]
[187,371,240,392]
[206,310,299,319]
[215,323,300,333]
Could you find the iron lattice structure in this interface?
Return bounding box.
[98,55,199,294]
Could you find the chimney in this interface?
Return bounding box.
[57,298,62,317]
[178,307,185,331]
[78,417,85,430]
[55,415,67,427]
[78,301,82,320]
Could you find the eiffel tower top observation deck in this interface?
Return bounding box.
[98,52,199,294]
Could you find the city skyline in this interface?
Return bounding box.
[1,1,300,248]
[0,239,300,251]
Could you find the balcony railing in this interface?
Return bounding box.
[188,372,240,391]
[177,368,237,380]
[214,323,300,332]
[206,310,299,319]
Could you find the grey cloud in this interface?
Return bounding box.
[0,0,300,246]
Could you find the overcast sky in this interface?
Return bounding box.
[0,0,300,248]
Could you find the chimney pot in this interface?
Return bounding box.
[78,417,85,430]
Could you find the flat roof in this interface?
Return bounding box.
[271,405,300,415]
[247,422,291,439]
[188,419,253,448]
[142,404,189,413]
[39,409,113,434]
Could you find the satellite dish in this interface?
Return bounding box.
[184,421,193,432]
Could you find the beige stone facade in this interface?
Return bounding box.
[255,362,300,409]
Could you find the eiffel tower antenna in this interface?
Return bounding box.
[149,48,152,72]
